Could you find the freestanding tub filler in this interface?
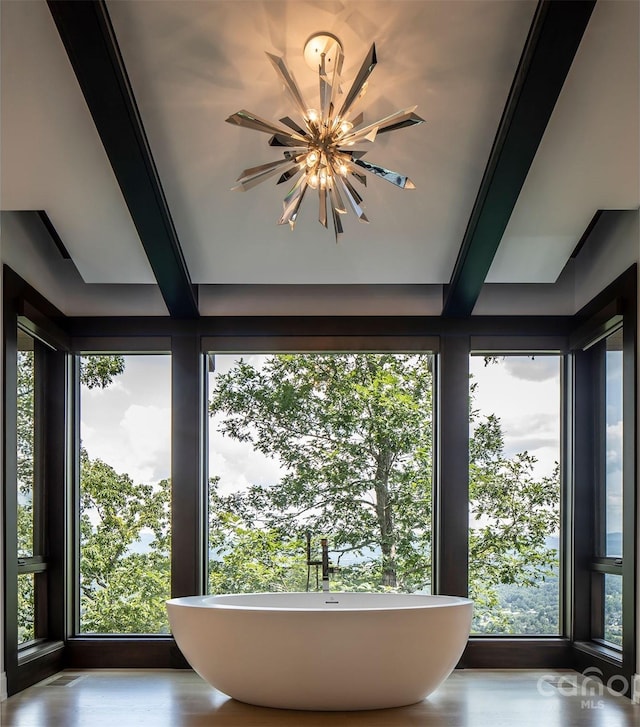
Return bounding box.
[166,592,473,711]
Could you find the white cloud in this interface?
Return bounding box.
[209,414,285,495]
[81,356,171,485]
[503,356,559,382]
[82,404,170,485]
[606,421,623,474]
[120,404,171,481]
[470,356,560,478]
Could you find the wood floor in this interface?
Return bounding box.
[2,668,639,726]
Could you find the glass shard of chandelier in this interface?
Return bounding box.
[225,32,425,241]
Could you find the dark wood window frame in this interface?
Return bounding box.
[570,266,637,691]
[3,267,69,694]
[67,323,575,670]
[16,333,49,649]
[3,264,636,692]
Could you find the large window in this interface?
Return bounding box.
[16,329,47,646]
[590,327,623,648]
[78,354,171,634]
[4,263,636,688]
[468,354,561,635]
[207,353,434,595]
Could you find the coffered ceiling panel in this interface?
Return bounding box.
[2,1,637,298]
[0,0,155,284]
[487,0,640,283]
[107,0,536,284]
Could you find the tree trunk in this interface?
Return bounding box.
[374,448,397,587]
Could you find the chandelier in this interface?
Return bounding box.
[226,33,424,240]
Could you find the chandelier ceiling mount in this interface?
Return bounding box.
[303,32,343,73]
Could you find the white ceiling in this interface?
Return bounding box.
[1,0,638,290]
[488,0,640,283]
[0,0,155,284]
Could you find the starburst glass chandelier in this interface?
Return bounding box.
[226,33,425,241]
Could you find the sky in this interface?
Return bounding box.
[78,350,622,540]
[80,355,171,487]
[469,354,560,478]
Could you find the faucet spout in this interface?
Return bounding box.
[321,538,330,592]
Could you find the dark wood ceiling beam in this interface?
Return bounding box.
[47,0,199,318]
[442,0,596,318]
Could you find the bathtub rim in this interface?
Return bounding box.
[166,591,473,613]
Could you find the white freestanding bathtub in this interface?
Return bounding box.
[166,592,472,711]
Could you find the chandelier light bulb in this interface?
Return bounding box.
[226,35,425,240]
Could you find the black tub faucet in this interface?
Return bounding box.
[321,538,330,592]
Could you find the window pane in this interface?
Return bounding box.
[208,353,433,595]
[18,573,35,645]
[469,355,561,635]
[604,330,623,557]
[603,573,622,647]
[17,332,35,558]
[79,355,171,634]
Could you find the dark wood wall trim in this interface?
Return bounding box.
[572,642,630,691]
[171,336,206,598]
[462,638,572,669]
[3,267,70,695]
[201,335,441,353]
[570,349,595,644]
[3,277,20,691]
[620,298,636,680]
[434,335,470,597]
[14,643,65,694]
[43,349,68,646]
[65,638,188,670]
[3,266,66,327]
[65,315,574,341]
[442,0,596,317]
[568,264,637,694]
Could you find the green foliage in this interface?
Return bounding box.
[17,354,171,636]
[17,574,34,644]
[79,450,171,634]
[76,356,171,634]
[209,353,560,635]
[17,351,34,486]
[15,349,562,638]
[80,355,125,389]
[487,573,560,634]
[604,576,623,646]
[209,493,308,593]
[209,354,434,592]
[469,413,560,632]
[17,348,36,643]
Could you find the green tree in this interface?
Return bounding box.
[469,413,559,632]
[16,349,560,637]
[208,483,308,593]
[79,450,170,633]
[16,356,149,643]
[209,354,434,592]
[75,355,171,633]
[16,349,35,641]
[209,353,559,634]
